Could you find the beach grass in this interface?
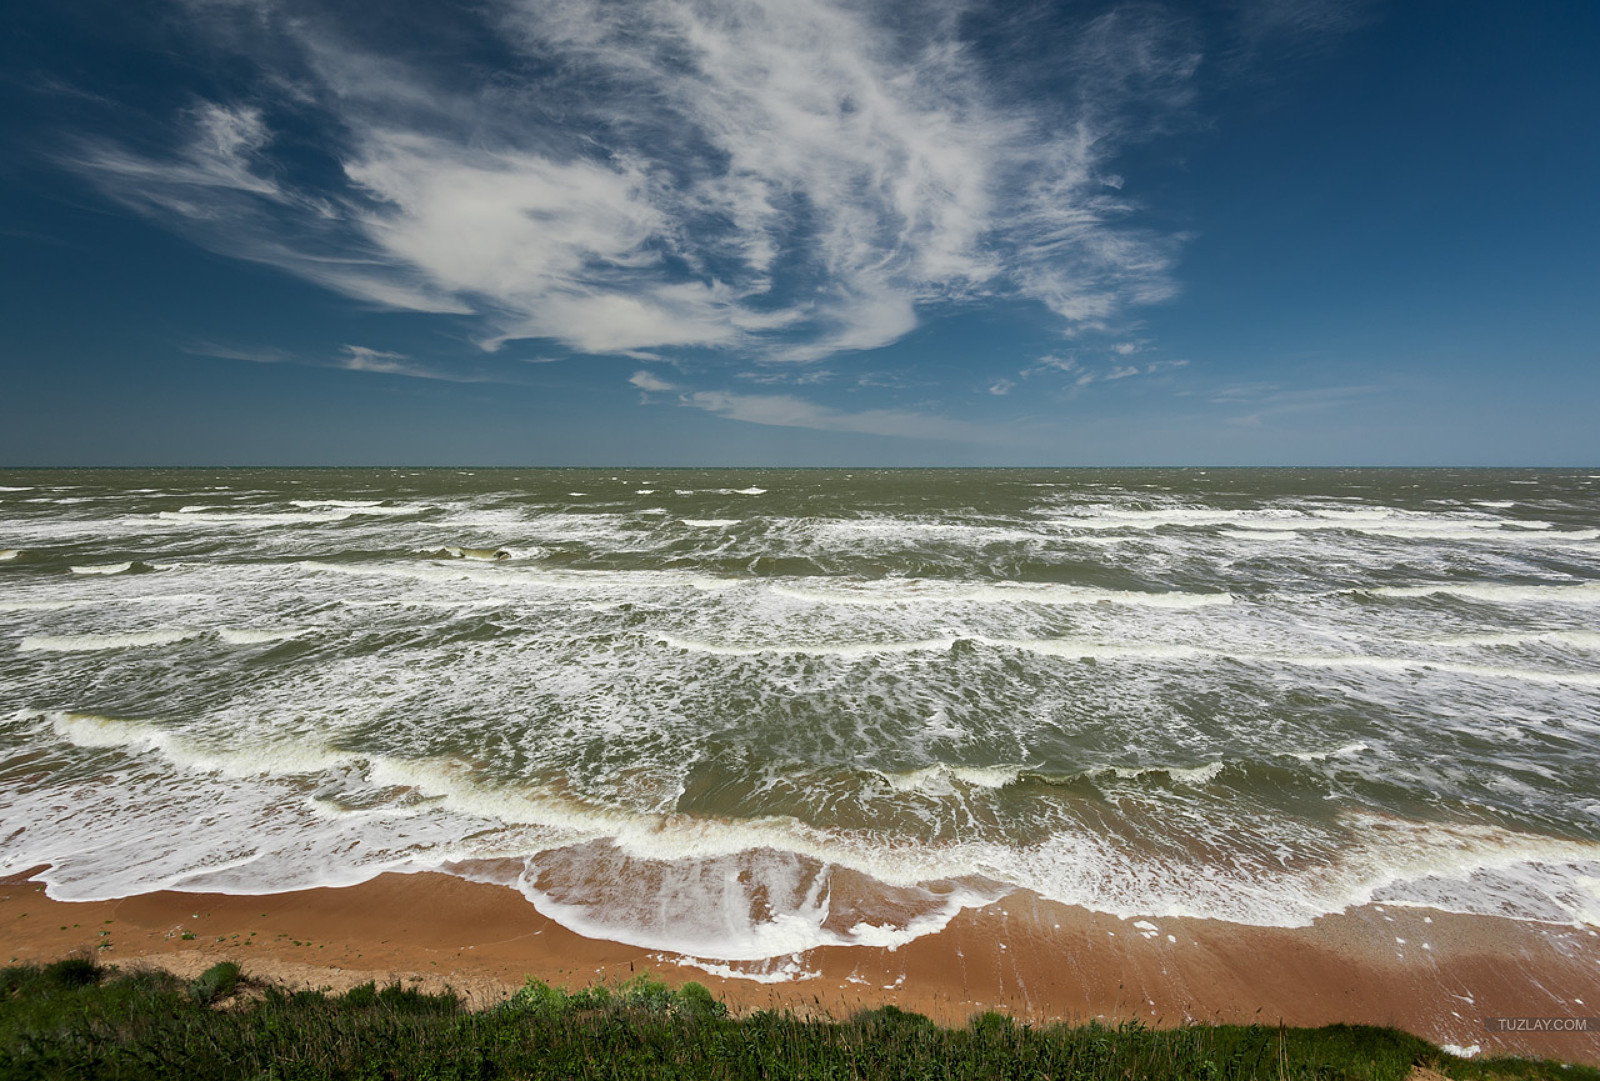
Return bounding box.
[1,959,1592,1080]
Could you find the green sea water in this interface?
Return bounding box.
[2,468,1598,973]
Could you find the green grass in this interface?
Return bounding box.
[0,960,1592,1080]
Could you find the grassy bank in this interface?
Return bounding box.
[1,959,1591,1080]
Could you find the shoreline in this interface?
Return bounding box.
[3,866,1596,1064]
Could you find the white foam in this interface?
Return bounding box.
[668,955,820,984]
[218,627,307,645]
[770,579,1231,609]
[0,593,204,613]
[0,549,19,561]
[47,711,349,776]
[659,634,959,658]
[19,629,201,652]
[1363,582,1600,605]
[69,562,139,575]
[16,699,1600,949]
[844,902,983,950]
[682,519,741,527]
[875,764,1025,794]
[511,845,996,962]
[1045,505,1596,545]
[423,546,523,562]
[158,504,421,525]
[990,813,1600,929]
[735,487,766,495]
[0,486,33,492]
[1288,742,1370,762]
[1276,653,1600,688]
[1428,630,1600,649]
[659,631,1600,688]
[1002,638,1206,663]
[1107,762,1225,786]
[522,874,833,962]
[160,510,347,525]
[302,559,693,598]
[290,499,385,508]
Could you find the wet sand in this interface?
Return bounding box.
[3,866,1596,1064]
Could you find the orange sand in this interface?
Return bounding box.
[3,866,1595,1064]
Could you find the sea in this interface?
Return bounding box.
[2,468,1598,977]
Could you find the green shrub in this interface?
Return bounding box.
[675,980,724,1019]
[341,981,378,1008]
[41,957,102,989]
[188,960,240,1005]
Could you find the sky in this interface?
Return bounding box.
[1,0,1596,466]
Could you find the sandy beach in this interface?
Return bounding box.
[3,865,1595,1065]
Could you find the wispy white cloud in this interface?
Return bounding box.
[681,389,988,442]
[1025,351,1187,389]
[627,367,983,440]
[64,0,1202,366]
[1030,354,1081,374]
[70,102,470,314]
[185,341,292,365]
[1228,0,1369,65]
[629,370,677,393]
[334,344,480,381]
[1211,382,1378,426]
[736,368,835,386]
[189,340,487,381]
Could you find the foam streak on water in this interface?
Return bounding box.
[3,468,1600,972]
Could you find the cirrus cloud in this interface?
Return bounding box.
[65,0,1201,366]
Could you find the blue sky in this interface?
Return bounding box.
[2,0,1596,465]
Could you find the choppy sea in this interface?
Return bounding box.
[3,468,1598,977]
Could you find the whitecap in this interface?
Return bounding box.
[19,629,202,652]
[1362,581,1600,605]
[770,579,1231,609]
[47,711,348,776]
[658,634,958,658]
[218,627,307,645]
[290,499,385,508]
[1288,742,1370,762]
[874,763,1025,794]
[1107,761,1225,786]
